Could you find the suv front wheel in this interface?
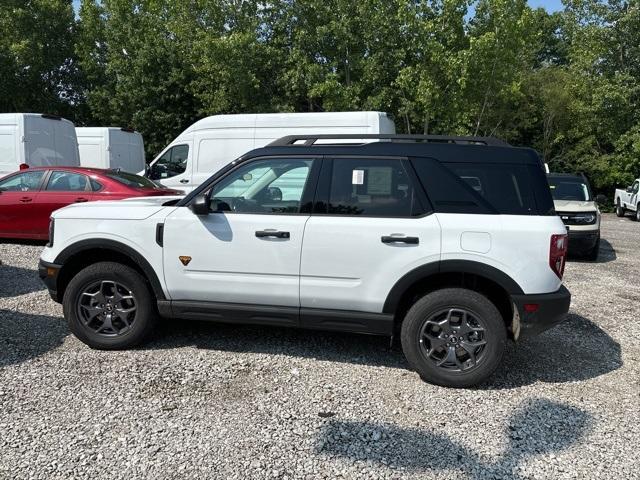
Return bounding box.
[401,288,506,388]
[63,262,157,349]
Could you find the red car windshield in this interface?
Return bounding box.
[106,171,162,189]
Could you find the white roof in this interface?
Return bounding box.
[0,113,75,126]
[76,127,140,136]
[182,112,389,134]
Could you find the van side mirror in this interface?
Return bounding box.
[190,194,210,215]
[626,186,633,193]
[596,194,606,204]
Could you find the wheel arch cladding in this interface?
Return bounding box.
[384,260,523,328]
[53,239,166,302]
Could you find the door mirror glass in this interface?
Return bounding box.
[626,186,633,193]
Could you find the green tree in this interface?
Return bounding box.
[76,0,200,158]
[0,0,79,117]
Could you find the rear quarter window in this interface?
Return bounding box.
[411,158,547,215]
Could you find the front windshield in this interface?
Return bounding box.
[107,171,163,189]
[548,177,592,201]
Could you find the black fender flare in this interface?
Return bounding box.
[54,239,166,300]
[383,260,524,314]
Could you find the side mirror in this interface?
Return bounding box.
[144,163,151,177]
[596,194,606,204]
[267,186,282,202]
[190,194,210,215]
[626,186,633,193]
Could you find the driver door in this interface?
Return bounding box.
[631,180,639,208]
[0,170,47,236]
[162,156,319,308]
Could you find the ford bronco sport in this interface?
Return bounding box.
[547,173,604,259]
[39,135,571,387]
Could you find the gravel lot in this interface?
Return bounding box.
[0,213,638,479]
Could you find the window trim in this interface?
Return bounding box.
[44,170,91,193]
[312,155,431,219]
[199,155,322,216]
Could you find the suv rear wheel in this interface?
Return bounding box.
[63,262,157,349]
[400,288,506,388]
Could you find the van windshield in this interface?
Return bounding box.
[547,176,592,201]
[107,171,161,189]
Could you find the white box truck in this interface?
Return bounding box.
[146,111,396,192]
[0,113,80,176]
[76,127,145,174]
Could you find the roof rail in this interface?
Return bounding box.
[267,134,510,147]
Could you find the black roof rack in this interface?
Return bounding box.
[268,134,510,147]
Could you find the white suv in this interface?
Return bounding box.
[39,135,571,387]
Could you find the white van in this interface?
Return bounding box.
[146,111,395,191]
[0,113,80,176]
[76,127,145,174]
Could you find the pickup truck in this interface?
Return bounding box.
[614,179,639,221]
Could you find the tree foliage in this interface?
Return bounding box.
[1,0,638,195]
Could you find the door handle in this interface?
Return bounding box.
[19,197,32,203]
[255,230,290,239]
[381,235,419,245]
[180,179,189,184]
[75,197,89,203]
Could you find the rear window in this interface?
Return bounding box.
[547,176,592,201]
[411,158,547,215]
[106,171,160,189]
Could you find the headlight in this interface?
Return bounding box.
[572,212,597,224]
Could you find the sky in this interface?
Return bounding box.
[528,0,564,11]
[71,0,565,14]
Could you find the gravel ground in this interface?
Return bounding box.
[0,213,638,479]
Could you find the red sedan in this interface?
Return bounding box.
[0,166,182,240]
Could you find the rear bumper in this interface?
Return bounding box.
[512,285,571,339]
[567,229,599,253]
[38,259,61,302]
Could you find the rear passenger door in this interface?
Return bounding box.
[34,171,93,231]
[300,157,441,314]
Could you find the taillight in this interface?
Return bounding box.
[47,218,55,247]
[549,234,568,279]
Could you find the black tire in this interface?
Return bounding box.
[63,262,157,349]
[585,235,600,261]
[635,205,640,222]
[615,199,625,217]
[400,288,506,388]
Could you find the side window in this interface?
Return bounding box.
[633,181,639,194]
[90,179,103,191]
[208,158,313,214]
[149,145,189,180]
[327,158,420,217]
[46,171,89,192]
[412,158,538,215]
[0,171,45,192]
